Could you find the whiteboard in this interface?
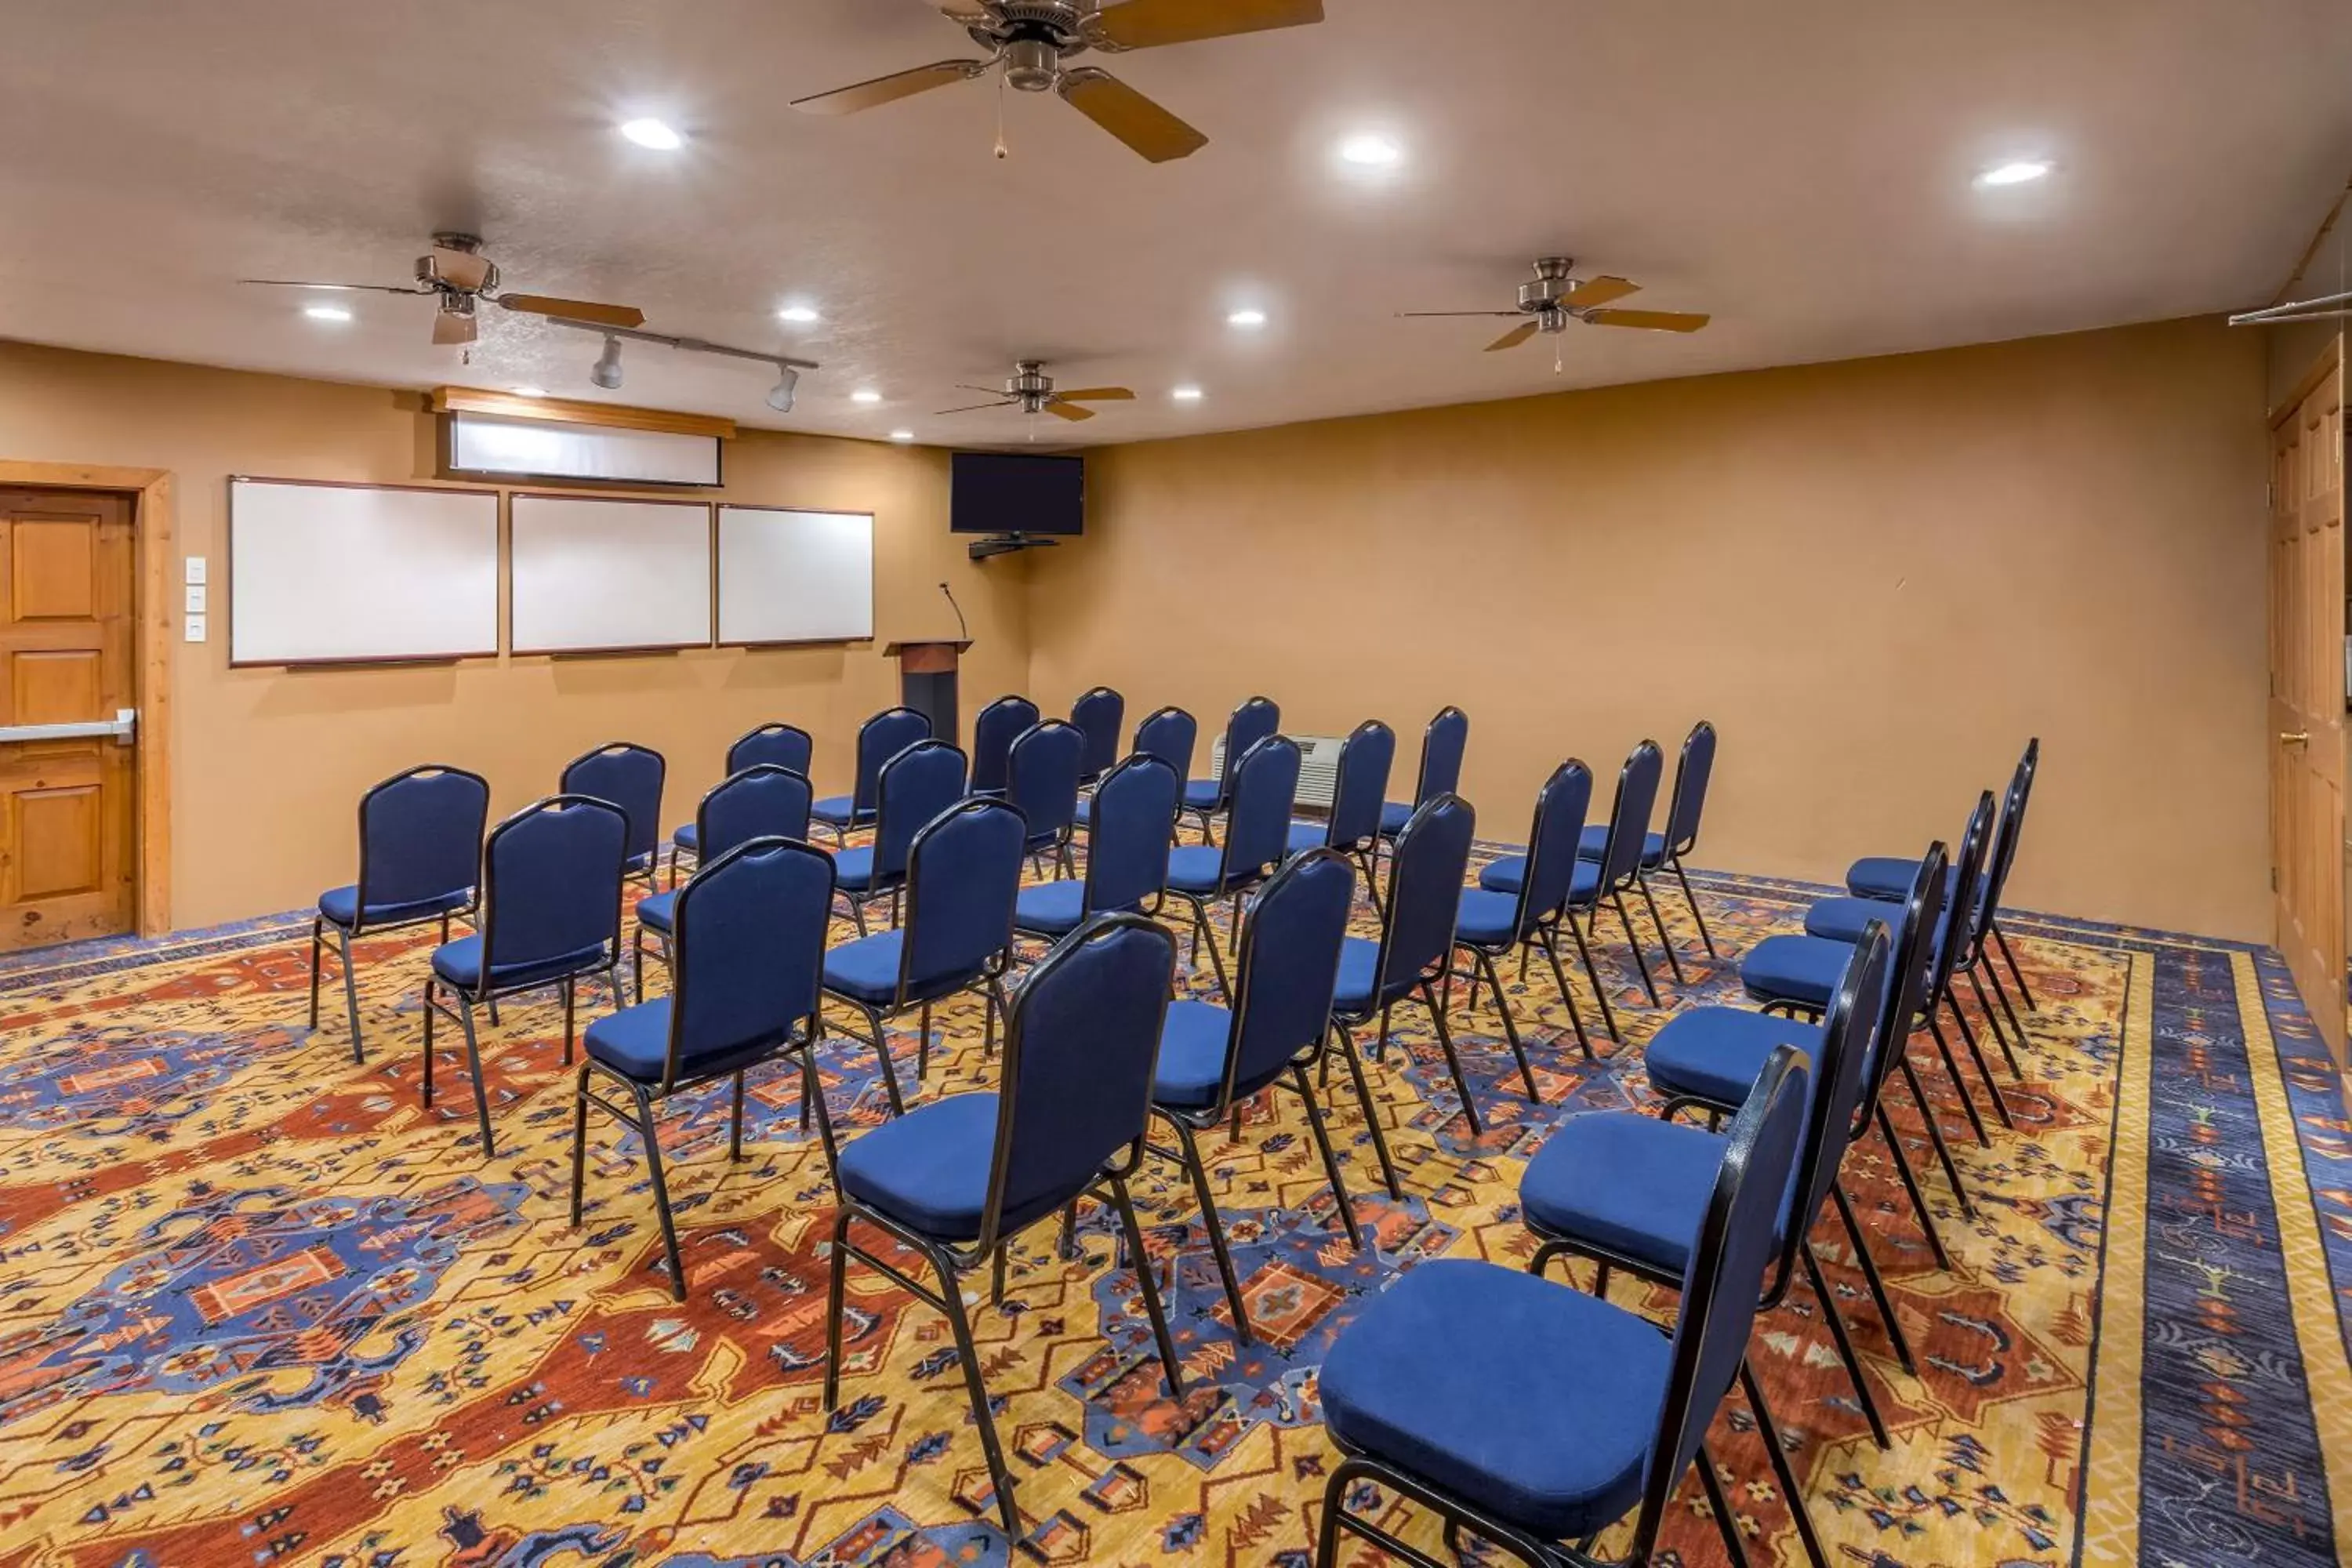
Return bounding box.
[229,478,499,666]
[717,507,875,644]
[510,495,713,655]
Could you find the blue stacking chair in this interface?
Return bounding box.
[633,765,814,1000]
[1149,849,1363,1341]
[1581,720,1719,960]
[572,837,837,1300]
[1182,695,1279,844]
[1450,760,1596,1087]
[1484,739,1672,1010]
[1285,720,1394,899]
[1377,705,1468,849]
[969,695,1040,798]
[310,764,489,1064]
[824,913,1185,1535]
[1649,842,1957,1289]
[822,796,1025,1112]
[420,795,628,1157]
[1069,685,1125,786]
[833,741,967,936]
[1015,753,1176,945]
[1519,927,1893,1568]
[812,706,931,845]
[563,742,666,895]
[1080,704,1198,829]
[1312,1042,1810,1568]
[670,722,812,885]
[1164,733,1299,1000]
[1006,719,1085,878]
[1333,793,1480,1145]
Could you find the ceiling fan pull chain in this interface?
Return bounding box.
[994,71,1010,161]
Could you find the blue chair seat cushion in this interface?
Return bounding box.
[1286,821,1332,857]
[673,822,699,854]
[1803,895,1896,946]
[1577,826,1666,868]
[1519,1112,1725,1279]
[585,996,786,1086]
[1073,796,1094,826]
[1740,933,1850,1011]
[838,1092,1065,1243]
[1845,855,1953,902]
[1455,887,1523,948]
[430,934,609,995]
[318,884,470,931]
[833,846,877,895]
[1644,1007,1826,1112]
[1014,881,1087,937]
[1332,936,1382,1013]
[636,890,678,934]
[811,794,864,828]
[1183,778,1224,811]
[1167,844,1239,896]
[1318,1258,1670,1539]
[823,931,985,1008]
[1377,800,1412,838]
[1479,856,1600,902]
[1152,999,1248,1109]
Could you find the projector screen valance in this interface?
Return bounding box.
[717,506,875,645]
[228,477,500,666]
[510,494,713,655]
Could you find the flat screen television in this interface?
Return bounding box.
[951,451,1085,536]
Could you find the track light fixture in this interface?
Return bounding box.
[590,335,625,389]
[768,367,800,413]
[546,317,818,412]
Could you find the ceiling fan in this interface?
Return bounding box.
[1400,257,1711,362]
[938,360,1134,422]
[241,233,647,347]
[790,0,1325,163]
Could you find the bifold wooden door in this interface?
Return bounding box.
[2269,350,2347,1063]
[0,488,137,950]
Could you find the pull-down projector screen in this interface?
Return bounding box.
[446,412,721,487]
[717,506,875,644]
[510,494,713,655]
[228,477,500,666]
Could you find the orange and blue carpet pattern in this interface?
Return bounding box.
[2,853,2350,1567]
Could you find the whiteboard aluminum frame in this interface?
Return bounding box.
[715,505,878,648]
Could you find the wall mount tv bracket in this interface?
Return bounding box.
[968,532,1064,561]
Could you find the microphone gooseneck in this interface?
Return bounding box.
[940,581,970,642]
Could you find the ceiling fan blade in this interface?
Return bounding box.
[497,295,648,330]
[938,2,996,18]
[1093,0,1324,50]
[935,400,1018,416]
[1046,401,1098,421]
[1485,321,1541,353]
[791,60,989,115]
[240,278,432,295]
[1055,387,1134,401]
[1056,68,1208,163]
[1398,310,1522,319]
[1562,275,1639,308]
[432,311,478,347]
[430,248,496,292]
[1583,308,1711,333]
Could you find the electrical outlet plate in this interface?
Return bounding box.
[184,614,208,644]
[183,556,207,586]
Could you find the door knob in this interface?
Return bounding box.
[2281,730,2311,745]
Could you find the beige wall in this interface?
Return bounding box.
[1026,317,2272,940]
[0,340,1032,929]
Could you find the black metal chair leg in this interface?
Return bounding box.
[822,1207,852,1410]
[634,1083,686,1301]
[1991,920,2037,1009]
[1565,913,1622,1046]
[1332,1023,1403,1200]
[1477,949,1542,1103]
[1635,873,1688,985]
[335,927,366,1065]
[1421,982,1486,1137]
[1107,1173,1186,1399]
[1926,1016,1994,1147]
[1942,992,2013,1128]
[561,976,578,1067]
[1896,1055,1976,1218]
[1292,1065,1362,1248]
[1801,1240,1890,1450]
[862,1004,906,1116]
[1534,931,1597,1061]
[420,981,437,1107]
[1740,1359,1831,1568]
[1875,1103,1954,1269]
[1608,892,1662,1007]
[728,1071,747,1162]
[1976,963,2031,1073]
[931,1242,1021,1536]
[1831,1181,1916,1374]
[307,916,325,1028]
[1169,1118,1254,1345]
[632,928,646,1004]
[1671,856,1719,959]
[455,999,497,1158]
[568,1065,591,1225]
[1693,1441,1755,1568]
[918,1002,932,1082]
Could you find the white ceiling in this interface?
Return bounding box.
[4,0,2349,447]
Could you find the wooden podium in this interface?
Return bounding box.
[884,639,973,745]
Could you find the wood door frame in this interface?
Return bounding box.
[0,459,174,937]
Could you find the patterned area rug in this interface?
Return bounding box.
[2,851,2350,1568]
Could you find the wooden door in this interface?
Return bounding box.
[0,489,136,951]
[2269,351,2347,1062]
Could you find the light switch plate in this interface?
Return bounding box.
[184,614,208,644]
[184,584,208,615]
[183,556,207,586]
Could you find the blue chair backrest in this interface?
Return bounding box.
[1414,706,1468,804]
[1633,1044,1809,1560]
[1084,755,1179,915]
[1071,687,1126,781]
[1969,761,2030,949]
[1515,760,1594,937]
[664,837,834,1091]
[1134,706,1199,787]
[1926,791,1995,1000]
[971,695,1040,795]
[355,764,489,913]
[562,742,666,870]
[1217,696,1281,799]
[698,765,814,862]
[1862,841,1949,1113]
[1223,849,1356,1101]
[1664,720,1716,856]
[1594,740,1664,895]
[1007,720,1086,844]
[728,723,813,779]
[1776,920,1890,1298]
[1219,735,1302,886]
[1325,720,1396,849]
[983,913,1178,1247]
[873,741,969,885]
[898,797,1025,996]
[1374,793,1475,1004]
[854,707,932,812]
[479,795,628,985]
[1984,738,2039,910]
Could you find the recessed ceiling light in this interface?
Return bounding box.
[890,430,916,442]
[1338,133,1403,168]
[1172,386,1204,401]
[778,304,820,324]
[851,389,882,405]
[303,303,353,323]
[1974,158,2052,187]
[619,118,685,151]
[1227,309,1267,329]
[510,385,546,397]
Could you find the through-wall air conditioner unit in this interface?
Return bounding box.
[1206,733,1345,812]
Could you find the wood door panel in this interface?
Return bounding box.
[13,648,101,724]
[16,783,102,900]
[10,517,100,621]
